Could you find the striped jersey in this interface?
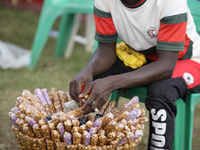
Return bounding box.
[94,0,200,63]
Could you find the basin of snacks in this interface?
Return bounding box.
[9,87,148,150]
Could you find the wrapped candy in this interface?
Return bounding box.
[46,139,55,150]
[105,132,116,145]
[126,109,141,120]
[101,113,114,127]
[79,125,86,133]
[103,101,116,115]
[41,125,51,139]
[65,92,73,102]
[73,132,81,145]
[58,91,67,110]
[90,134,98,146]
[99,100,109,115]
[92,118,102,131]
[33,124,43,138]
[57,122,65,140]
[49,87,63,112]
[82,131,91,146]
[63,132,72,146]
[42,88,56,114]
[64,119,72,132]
[51,130,61,142]
[23,123,35,137]
[97,133,106,146]
[114,111,129,122]
[55,142,65,150]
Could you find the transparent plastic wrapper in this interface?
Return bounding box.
[57,122,65,140]
[126,109,141,120]
[101,113,114,127]
[90,134,98,146]
[52,130,61,142]
[114,111,129,122]
[97,134,106,146]
[38,138,47,150]
[23,123,35,137]
[42,88,56,114]
[33,124,43,138]
[55,142,65,150]
[82,131,91,146]
[41,125,51,139]
[63,132,72,146]
[46,139,55,150]
[92,118,102,131]
[49,87,63,112]
[58,91,67,110]
[103,101,116,115]
[65,92,73,102]
[99,100,109,115]
[73,132,81,145]
[64,119,72,132]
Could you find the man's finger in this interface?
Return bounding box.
[79,85,92,98]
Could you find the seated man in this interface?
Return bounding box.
[69,0,200,149]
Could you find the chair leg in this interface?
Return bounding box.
[54,13,76,58]
[28,6,60,70]
[64,14,81,59]
[85,14,95,53]
[173,99,187,150]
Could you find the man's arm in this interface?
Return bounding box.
[69,42,116,105]
[81,50,179,114]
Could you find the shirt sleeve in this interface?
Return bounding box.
[157,0,188,51]
[94,0,118,43]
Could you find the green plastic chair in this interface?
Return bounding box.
[110,1,200,149]
[28,0,94,70]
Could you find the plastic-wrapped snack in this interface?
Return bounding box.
[92,118,102,131]
[73,132,81,145]
[46,139,55,150]
[138,117,148,124]
[104,120,116,134]
[71,126,79,133]
[41,125,51,139]
[140,108,145,117]
[123,143,130,149]
[56,142,65,150]
[115,96,139,116]
[97,133,106,146]
[97,129,105,137]
[9,112,18,128]
[89,127,97,135]
[52,130,61,142]
[125,109,141,120]
[23,135,33,150]
[85,121,93,129]
[64,119,72,132]
[90,134,98,146]
[67,107,82,117]
[65,92,73,102]
[18,119,25,132]
[67,115,76,121]
[23,123,35,137]
[99,100,109,115]
[34,111,42,123]
[103,101,116,115]
[42,88,56,114]
[39,118,47,126]
[57,122,65,140]
[48,122,56,131]
[72,119,80,127]
[114,111,129,123]
[50,115,60,125]
[63,132,72,146]
[59,112,68,122]
[107,145,115,150]
[82,131,91,146]
[19,113,26,120]
[101,113,114,127]
[110,132,124,147]
[58,91,67,110]
[110,107,118,115]
[105,132,116,145]
[79,124,86,133]
[134,135,142,144]
[34,88,51,115]
[11,107,20,113]
[33,124,43,138]
[38,138,47,150]
[49,87,63,112]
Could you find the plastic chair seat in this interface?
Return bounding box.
[110,87,200,150]
[28,0,94,70]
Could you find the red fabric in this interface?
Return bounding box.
[172,59,200,89]
[158,22,187,42]
[94,14,117,35]
[178,35,191,59]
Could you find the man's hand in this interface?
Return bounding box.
[80,77,114,115]
[69,69,93,106]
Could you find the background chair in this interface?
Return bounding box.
[110,0,200,149]
[28,0,95,70]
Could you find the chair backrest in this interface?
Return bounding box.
[187,0,200,34]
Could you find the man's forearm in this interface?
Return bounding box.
[83,42,117,77]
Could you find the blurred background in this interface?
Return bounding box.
[0,0,199,150]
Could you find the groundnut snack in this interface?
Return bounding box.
[10,88,148,149]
